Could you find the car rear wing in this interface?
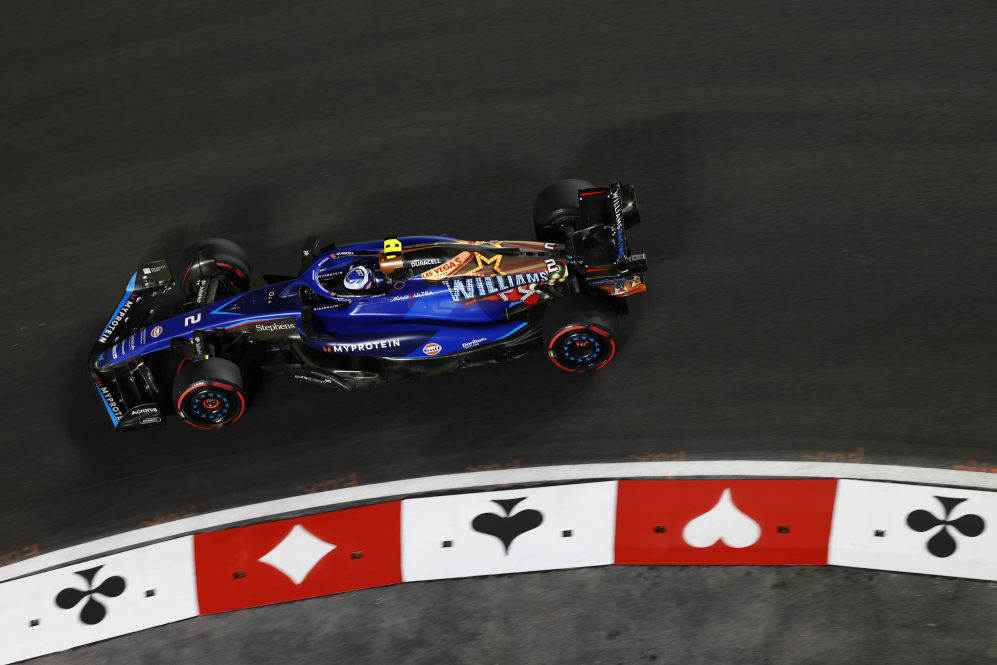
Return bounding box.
[567,182,648,288]
[88,259,176,430]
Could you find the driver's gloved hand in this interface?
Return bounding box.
[371,270,390,292]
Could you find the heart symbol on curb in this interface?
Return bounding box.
[682,488,761,549]
[472,497,544,554]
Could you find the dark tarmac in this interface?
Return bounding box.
[32,567,997,665]
[1,0,996,661]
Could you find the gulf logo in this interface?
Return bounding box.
[150,325,164,338]
[422,342,442,356]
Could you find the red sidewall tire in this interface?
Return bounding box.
[543,294,620,373]
[547,323,617,373]
[178,238,251,295]
[172,358,247,429]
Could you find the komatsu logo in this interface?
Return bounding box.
[443,272,547,302]
[326,339,403,353]
[98,298,134,343]
[99,383,123,420]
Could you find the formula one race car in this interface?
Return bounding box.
[89,180,648,430]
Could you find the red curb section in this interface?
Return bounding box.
[195,502,402,615]
[615,480,837,566]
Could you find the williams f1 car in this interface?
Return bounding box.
[90,180,648,430]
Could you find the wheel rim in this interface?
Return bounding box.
[176,380,245,428]
[549,325,616,372]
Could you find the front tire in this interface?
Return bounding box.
[177,237,251,296]
[173,357,247,429]
[543,295,619,372]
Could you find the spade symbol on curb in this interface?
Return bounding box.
[906,496,985,558]
[471,497,544,554]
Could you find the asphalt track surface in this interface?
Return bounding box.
[1,0,995,585]
[31,567,997,665]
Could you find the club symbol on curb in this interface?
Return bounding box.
[55,565,126,625]
[471,497,543,554]
[906,496,985,558]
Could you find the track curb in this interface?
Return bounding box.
[2,464,996,664]
[2,460,994,583]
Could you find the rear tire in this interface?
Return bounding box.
[177,237,251,295]
[542,294,619,372]
[533,179,594,243]
[173,357,247,429]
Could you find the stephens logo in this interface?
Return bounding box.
[444,271,548,302]
[150,326,163,338]
[422,342,442,356]
[462,337,487,349]
[420,251,472,280]
[254,322,295,333]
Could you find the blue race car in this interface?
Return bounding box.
[89,180,648,430]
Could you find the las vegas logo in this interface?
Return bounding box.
[420,252,472,280]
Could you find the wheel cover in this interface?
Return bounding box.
[549,325,616,372]
[176,380,245,428]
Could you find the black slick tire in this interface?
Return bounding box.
[177,237,251,295]
[542,294,619,372]
[533,179,594,243]
[172,357,247,429]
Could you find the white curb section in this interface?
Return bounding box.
[2,460,994,583]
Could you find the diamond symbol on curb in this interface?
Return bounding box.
[258,524,336,585]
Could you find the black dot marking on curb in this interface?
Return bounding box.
[29,619,39,627]
[145,589,156,597]
[654,526,666,533]
[442,540,453,548]
[777,526,790,533]
[562,530,573,537]
[351,552,364,559]
[233,571,246,579]
[874,530,886,537]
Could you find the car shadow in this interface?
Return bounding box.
[59,117,700,492]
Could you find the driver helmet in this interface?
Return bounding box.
[343,264,374,291]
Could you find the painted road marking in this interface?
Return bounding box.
[1,460,995,583]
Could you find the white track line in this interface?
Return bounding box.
[1,460,994,583]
